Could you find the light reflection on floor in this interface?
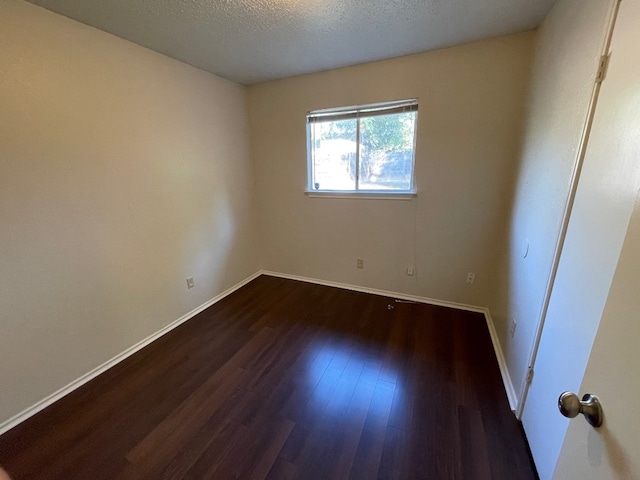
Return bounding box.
[304,336,402,422]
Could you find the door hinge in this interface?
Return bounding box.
[526,366,534,385]
[596,54,610,83]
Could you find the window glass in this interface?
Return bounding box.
[307,101,417,194]
[310,119,357,191]
[359,112,416,191]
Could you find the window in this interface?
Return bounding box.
[306,100,418,196]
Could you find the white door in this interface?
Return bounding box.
[521,0,640,478]
[554,192,640,478]
[552,0,640,476]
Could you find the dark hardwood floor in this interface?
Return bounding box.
[0,275,538,479]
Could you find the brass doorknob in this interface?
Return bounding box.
[558,392,603,427]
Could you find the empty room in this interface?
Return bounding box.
[1,0,639,478]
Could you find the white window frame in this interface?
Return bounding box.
[305,99,418,199]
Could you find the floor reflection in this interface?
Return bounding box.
[304,336,402,423]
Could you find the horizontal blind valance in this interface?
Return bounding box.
[307,100,418,123]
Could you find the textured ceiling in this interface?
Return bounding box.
[24,0,556,85]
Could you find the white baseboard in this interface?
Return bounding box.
[260,270,487,313]
[483,308,518,412]
[0,271,262,436]
[261,270,519,413]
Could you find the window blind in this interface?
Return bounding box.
[307,100,418,123]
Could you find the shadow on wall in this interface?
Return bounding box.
[586,426,631,476]
[485,53,537,406]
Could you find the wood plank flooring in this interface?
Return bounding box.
[0,275,538,479]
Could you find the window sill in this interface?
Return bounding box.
[304,190,416,200]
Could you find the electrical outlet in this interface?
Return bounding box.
[510,318,517,337]
[466,272,475,284]
[186,276,194,289]
[407,266,415,276]
[356,259,364,269]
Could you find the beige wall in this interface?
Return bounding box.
[248,33,533,307]
[489,0,612,406]
[0,0,258,425]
